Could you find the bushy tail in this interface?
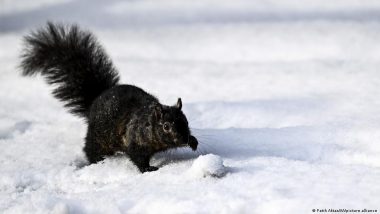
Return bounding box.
[20,22,120,118]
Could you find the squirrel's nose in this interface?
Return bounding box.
[188,135,198,151]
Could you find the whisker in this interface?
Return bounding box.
[196,137,216,143]
[195,134,217,139]
[197,141,215,153]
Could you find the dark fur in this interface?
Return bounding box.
[20,22,198,172]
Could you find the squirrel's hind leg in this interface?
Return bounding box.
[83,136,107,164]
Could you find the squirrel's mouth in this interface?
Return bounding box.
[171,135,198,151]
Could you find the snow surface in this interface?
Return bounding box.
[188,154,226,178]
[1,0,380,213]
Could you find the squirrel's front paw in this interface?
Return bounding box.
[143,166,159,172]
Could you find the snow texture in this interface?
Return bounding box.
[188,154,226,178]
[1,0,380,213]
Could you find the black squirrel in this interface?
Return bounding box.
[20,22,198,173]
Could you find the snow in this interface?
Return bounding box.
[0,0,71,15]
[188,154,226,178]
[1,0,380,213]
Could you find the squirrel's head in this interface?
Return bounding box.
[150,98,198,151]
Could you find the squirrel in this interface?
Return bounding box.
[20,22,198,173]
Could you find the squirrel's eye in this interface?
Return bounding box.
[163,122,170,132]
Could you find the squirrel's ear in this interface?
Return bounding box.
[152,104,163,119]
[176,98,182,110]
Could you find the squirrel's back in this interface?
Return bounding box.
[20,22,120,118]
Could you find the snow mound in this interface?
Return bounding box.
[188,154,227,178]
